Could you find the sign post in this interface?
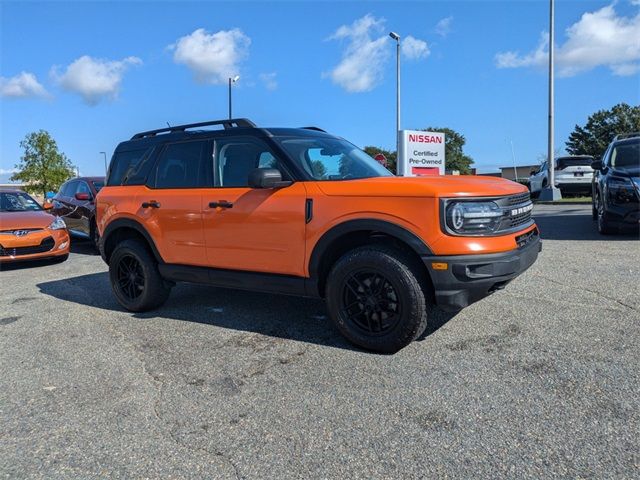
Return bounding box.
[398,130,446,176]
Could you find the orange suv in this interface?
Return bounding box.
[97,119,540,352]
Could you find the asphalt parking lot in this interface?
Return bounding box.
[1,204,638,479]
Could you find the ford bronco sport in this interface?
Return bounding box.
[97,118,540,353]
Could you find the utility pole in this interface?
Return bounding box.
[390,32,401,175]
[540,0,562,200]
[510,141,518,182]
[100,152,107,175]
[228,75,239,119]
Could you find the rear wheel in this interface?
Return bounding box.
[109,239,171,312]
[325,245,429,353]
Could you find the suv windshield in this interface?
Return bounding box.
[611,139,640,168]
[0,191,43,212]
[277,136,392,181]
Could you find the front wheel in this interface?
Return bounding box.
[109,239,171,312]
[595,193,615,235]
[325,246,429,353]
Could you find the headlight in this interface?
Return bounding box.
[48,217,66,230]
[608,177,636,204]
[444,201,503,235]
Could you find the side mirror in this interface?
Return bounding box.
[75,192,90,201]
[248,168,292,189]
[591,160,603,170]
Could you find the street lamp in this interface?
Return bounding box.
[228,75,240,119]
[100,151,107,175]
[389,32,401,174]
[540,0,561,200]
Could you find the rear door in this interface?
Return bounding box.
[201,136,307,276]
[140,139,210,266]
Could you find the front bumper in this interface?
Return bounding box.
[424,232,541,311]
[0,229,70,263]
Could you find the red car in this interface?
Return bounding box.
[0,189,70,263]
[52,177,104,248]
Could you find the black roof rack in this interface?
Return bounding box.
[131,118,257,140]
[301,126,327,133]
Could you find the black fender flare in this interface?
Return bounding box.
[101,218,163,263]
[308,219,433,281]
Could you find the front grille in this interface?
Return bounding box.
[0,236,55,257]
[516,227,538,248]
[494,193,534,233]
[505,192,531,206]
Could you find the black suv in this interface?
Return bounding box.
[591,133,640,234]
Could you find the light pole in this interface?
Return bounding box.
[228,75,240,119]
[389,31,400,175]
[510,140,518,182]
[540,0,561,200]
[100,151,107,175]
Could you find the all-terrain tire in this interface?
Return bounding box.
[325,245,429,353]
[595,193,616,235]
[109,239,171,312]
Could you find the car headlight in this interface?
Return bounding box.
[608,177,636,204]
[444,200,503,235]
[48,217,66,230]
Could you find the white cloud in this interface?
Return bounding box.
[0,168,18,175]
[324,14,390,93]
[52,55,141,105]
[259,72,278,91]
[495,4,640,77]
[0,72,49,98]
[631,0,640,6]
[402,36,430,60]
[435,16,453,37]
[169,28,250,84]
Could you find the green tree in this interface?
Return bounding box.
[10,130,74,196]
[422,127,473,174]
[363,146,397,172]
[566,103,640,159]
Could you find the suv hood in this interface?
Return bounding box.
[315,175,527,198]
[611,166,640,178]
[0,210,56,230]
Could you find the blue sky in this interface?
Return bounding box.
[1,0,639,181]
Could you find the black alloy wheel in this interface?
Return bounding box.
[116,254,145,301]
[342,270,402,336]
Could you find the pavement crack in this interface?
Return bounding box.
[533,274,638,312]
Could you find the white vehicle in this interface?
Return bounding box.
[529,155,594,196]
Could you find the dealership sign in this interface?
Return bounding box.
[398,130,445,176]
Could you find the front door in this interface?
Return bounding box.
[202,136,307,277]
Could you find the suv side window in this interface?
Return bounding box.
[152,140,209,189]
[214,137,287,187]
[108,147,153,186]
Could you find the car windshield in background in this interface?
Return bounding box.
[611,140,640,169]
[556,157,593,169]
[277,137,393,181]
[0,191,43,212]
[92,181,105,191]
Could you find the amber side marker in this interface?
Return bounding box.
[431,262,448,270]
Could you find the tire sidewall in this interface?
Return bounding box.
[109,240,168,312]
[326,247,428,353]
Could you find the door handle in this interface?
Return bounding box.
[141,201,161,209]
[209,200,233,209]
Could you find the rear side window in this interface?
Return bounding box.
[152,140,209,189]
[107,148,152,186]
[556,157,593,170]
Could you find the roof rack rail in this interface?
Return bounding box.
[131,118,257,140]
[613,132,640,141]
[301,126,327,133]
